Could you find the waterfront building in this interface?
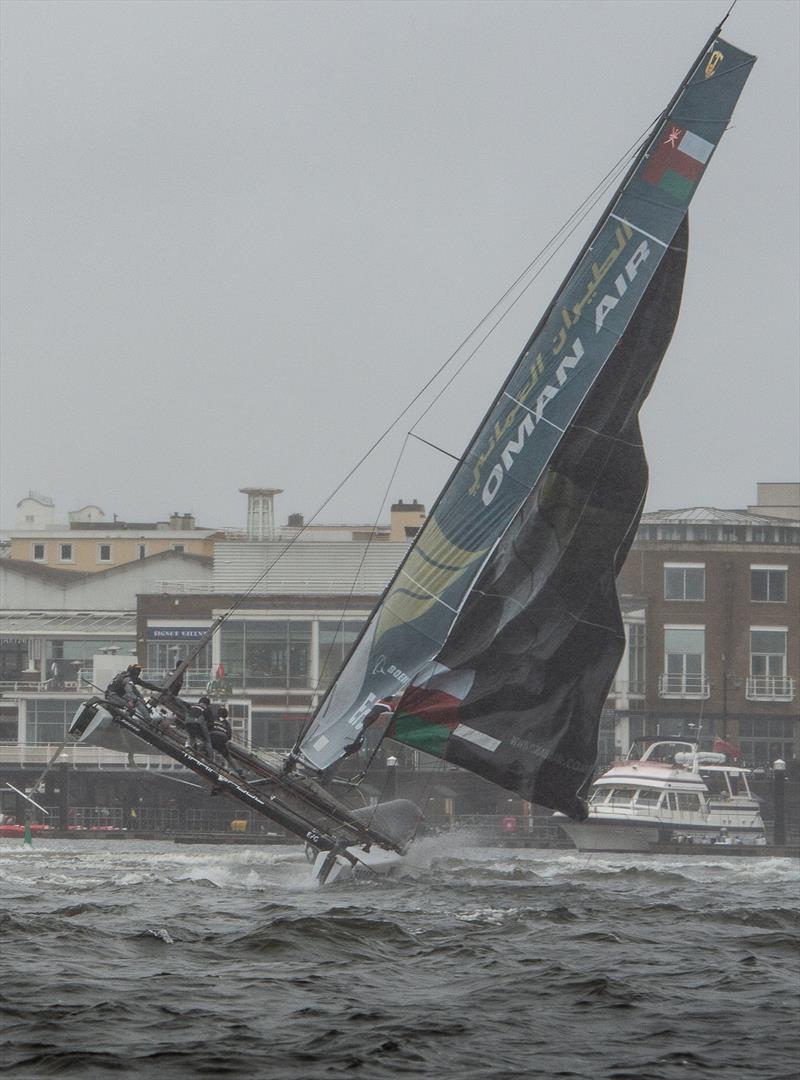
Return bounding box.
[610,483,799,766]
[1,485,796,827]
[7,493,223,572]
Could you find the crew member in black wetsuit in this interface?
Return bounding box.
[184,695,214,756]
[342,697,397,757]
[105,663,161,713]
[207,704,240,774]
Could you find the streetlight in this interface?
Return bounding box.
[773,758,786,847]
[384,755,398,802]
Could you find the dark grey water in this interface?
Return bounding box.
[1,837,798,1079]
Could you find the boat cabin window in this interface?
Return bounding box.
[700,769,734,797]
[666,792,703,812]
[589,789,609,805]
[634,788,661,806]
[606,786,638,805]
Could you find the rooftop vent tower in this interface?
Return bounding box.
[240,488,283,541]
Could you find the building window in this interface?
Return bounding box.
[747,627,793,701]
[98,544,112,563]
[750,566,787,603]
[627,622,645,695]
[737,717,796,766]
[251,711,302,750]
[59,543,73,562]
[172,544,185,553]
[138,544,148,560]
[27,699,75,744]
[220,620,312,690]
[751,628,788,679]
[32,543,46,561]
[144,640,212,685]
[661,626,707,697]
[664,564,705,601]
[747,628,792,700]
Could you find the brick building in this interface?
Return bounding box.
[613,491,799,766]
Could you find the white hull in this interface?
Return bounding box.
[310,845,407,884]
[558,819,661,852]
[557,815,767,853]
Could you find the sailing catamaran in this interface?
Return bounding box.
[70,20,754,883]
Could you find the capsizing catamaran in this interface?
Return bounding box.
[70,17,755,883]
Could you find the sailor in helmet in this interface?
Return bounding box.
[105,662,162,714]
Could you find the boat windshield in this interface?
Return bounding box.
[605,786,639,805]
[634,788,661,806]
[639,741,696,764]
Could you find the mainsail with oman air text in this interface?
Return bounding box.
[296,34,755,818]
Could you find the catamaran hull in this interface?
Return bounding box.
[309,845,407,884]
[556,815,766,852]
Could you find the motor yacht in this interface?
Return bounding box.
[556,741,766,852]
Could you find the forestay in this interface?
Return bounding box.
[297,35,755,817]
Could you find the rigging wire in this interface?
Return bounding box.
[293,433,412,749]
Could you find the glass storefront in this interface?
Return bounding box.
[737,717,796,765]
[220,617,367,693]
[145,640,212,676]
[26,698,77,744]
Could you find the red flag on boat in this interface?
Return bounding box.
[713,737,742,759]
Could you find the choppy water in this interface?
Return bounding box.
[1,837,798,1079]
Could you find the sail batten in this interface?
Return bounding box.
[298,35,755,817]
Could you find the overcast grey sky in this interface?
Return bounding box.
[1,0,798,532]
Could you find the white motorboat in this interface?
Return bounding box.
[556,741,767,852]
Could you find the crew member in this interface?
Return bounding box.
[207,704,239,774]
[184,695,214,756]
[105,663,161,713]
[342,697,397,757]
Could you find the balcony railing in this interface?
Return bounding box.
[745,675,795,702]
[658,673,711,699]
[0,743,186,769]
[143,669,214,692]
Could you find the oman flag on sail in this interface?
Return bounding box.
[389,663,478,757]
[643,123,715,202]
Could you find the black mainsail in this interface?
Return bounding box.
[296,32,755,817]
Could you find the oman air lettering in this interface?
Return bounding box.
[594,240,650,332]
[481,238,651,507]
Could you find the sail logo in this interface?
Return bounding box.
[705,49,724,78]
[372,655,410,686]
[482,239,651,507]
[642,125,714,202]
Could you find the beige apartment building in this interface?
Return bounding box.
[8,494,222,572]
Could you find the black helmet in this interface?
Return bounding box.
[218,707,229,718]
[198,695,211,705]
